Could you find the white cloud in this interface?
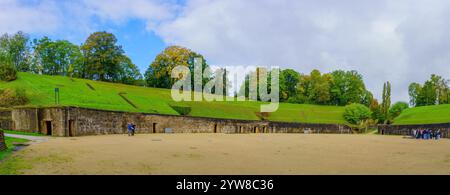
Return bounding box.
[154,0,450,102]
[1,0,449,103]
[0,0,60,34]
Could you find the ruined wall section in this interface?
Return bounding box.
[379,123,450,138]
[11,108,39,133]
[7,107,353,137]
[0,109,12,130]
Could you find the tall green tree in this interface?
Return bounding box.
[417,80,437,106]
[381,81,391,123]
[0,31,31,71]
[82,32,128,82]
[408,82,422,107]
[32,37,84,76]
[329,70,367,106]
[279,69,300,101]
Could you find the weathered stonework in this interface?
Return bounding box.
[3,107,352,137]
[0,129,6,151]
[0,109,12,130]
[379,123,450,138]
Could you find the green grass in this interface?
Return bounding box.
[3,130,44,136]
[0,72,348,124]
[0,136,29,161]
[393,104,450,125]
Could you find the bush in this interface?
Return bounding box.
[389,101,409,119]
[0,61,17,81]
[343,103,372,125]
[0,88,29,107]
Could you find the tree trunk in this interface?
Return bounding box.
[0,129,7,151]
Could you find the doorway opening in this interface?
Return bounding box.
[45,121,52,136]
[214,124,218,133]
[153,123,157,133]
[68,120,75,137]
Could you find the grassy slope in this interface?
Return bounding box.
[0,72,347,124]
[393,104,450,125]
[3,130,44,136]
[0,137,29,161]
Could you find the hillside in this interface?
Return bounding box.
[0,72,348,124]
[393,104,450,125]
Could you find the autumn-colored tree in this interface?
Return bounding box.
[308,70,331,104]
[144,46,211,89]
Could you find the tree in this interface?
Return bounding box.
[409,74,449,107]
[32,37,84,76]
[369,98,383,123]
[116,55,142,85]
[329,70,367,106]
[211,68,232,97]
[279,69,300,101]
[389,102,409,119]
[0,52,17,81]
[417,80,437,106]
[408,82,422,107]
[306,70,331,104]
[81,31,128,82]
[0,32,31,72]
[381,81,391,123]
[343,103,372,125]
[145,45,211,89]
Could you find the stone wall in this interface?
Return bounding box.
[0,129,6,151]
[11,108,39,133]
[7,107,352,137]
[0,109,12,130]
[379,123,450,138]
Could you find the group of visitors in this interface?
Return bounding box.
[412,129,442,140]
[127,123,136,136]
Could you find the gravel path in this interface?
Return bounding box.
[4,134,49,144]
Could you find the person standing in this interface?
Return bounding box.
[127,123,134,136]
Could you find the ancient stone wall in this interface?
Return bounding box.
[379,123,450,138]
[11,108,39,133]
[0,109,12,130]
[39,107,66,136]
[8,107,352,137]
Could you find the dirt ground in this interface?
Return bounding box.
[2,134,450,175]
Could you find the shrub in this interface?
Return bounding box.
[389,101,409,119]
[0,88,29,107]
[343,103,372,125]
[0,61,17,81]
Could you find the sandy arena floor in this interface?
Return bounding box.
[2,134,450,175]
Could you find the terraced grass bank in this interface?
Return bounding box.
[0,72,347,125]
[393,104,450,125]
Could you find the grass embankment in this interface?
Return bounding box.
[0,136,29,161]
[393,104,450,125]
[0,72,348,124]
[3,130,44,137]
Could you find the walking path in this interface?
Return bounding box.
[4,134,49,144]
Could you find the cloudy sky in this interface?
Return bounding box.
[1,0,449,102]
